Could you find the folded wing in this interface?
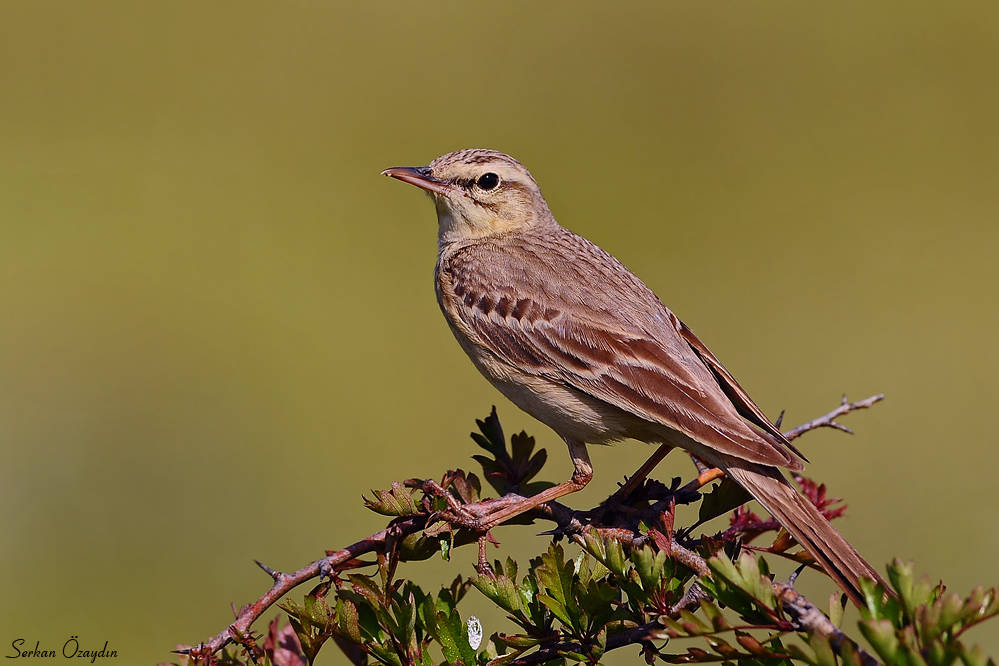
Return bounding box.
[442,240,803,470]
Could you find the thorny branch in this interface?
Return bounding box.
[182,395,885,664]
[666,393,886,505]
[784,394,884,441]
[500,580,879,666]
[185,515,430,661]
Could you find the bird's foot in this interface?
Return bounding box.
[475,535,494,576]
[418,490,530,533]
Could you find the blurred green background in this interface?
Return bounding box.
[1,1,997,662]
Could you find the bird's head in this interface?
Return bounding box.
[383,149,555,244]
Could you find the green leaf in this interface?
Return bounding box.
[661,610,714,638]
[393,592,417,650]
[828,592,846,628]
[419,593,439,637]
[335,598,363,643]
[860,575,900,623]
[367,642,404,666]
[306,593,332,627]
[582,529,629,580]
[576,577,619,626]
[471,574,523,615]
[347,595,387,643]
[349,574,386,608]
[807,631,838,666]
[590,626,606,662]
[502,557,518,582]
[704,551,776,619]
[537,593,573,628]
[535,543,581,633]
[858,619,900,664]
[631,545,667,593]
[434,610,478,666]
[783,642,812,663]
[573,551,588,585]
[364,482,421,516]
[678,609,710,634]
[494,634,541,649]
[699,598,730,632]
[698,478,752,523]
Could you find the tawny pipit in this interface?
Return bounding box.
[383,149,883,605]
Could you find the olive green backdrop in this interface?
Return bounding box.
[1,1,997,663]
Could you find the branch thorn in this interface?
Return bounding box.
[254,559,282,581]
[787,563,808,587]
[318,560,334,581]
[829,422,854,435]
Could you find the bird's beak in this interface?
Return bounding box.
[381,166,450,196]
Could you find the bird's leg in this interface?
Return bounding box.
[679,466,727,493]
[613,443,676,500]
[476,535,493,576]
[680,454,726,492]
[690,454,711,475]
[470,439,593,532]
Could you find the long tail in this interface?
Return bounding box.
[720,460,886,607]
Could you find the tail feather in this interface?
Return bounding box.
[721,461,886,607]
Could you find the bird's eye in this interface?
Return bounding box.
[476,172,500,191]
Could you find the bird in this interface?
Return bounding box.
[382,148,884,606]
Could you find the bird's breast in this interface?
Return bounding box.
[433,254,649,445]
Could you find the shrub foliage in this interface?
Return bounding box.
[171,410,999,666]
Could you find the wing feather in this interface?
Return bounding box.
[439,236,803,470]
[675,319,807,461]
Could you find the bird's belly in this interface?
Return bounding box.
[467,347,648,445]
[436,272,660,446]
